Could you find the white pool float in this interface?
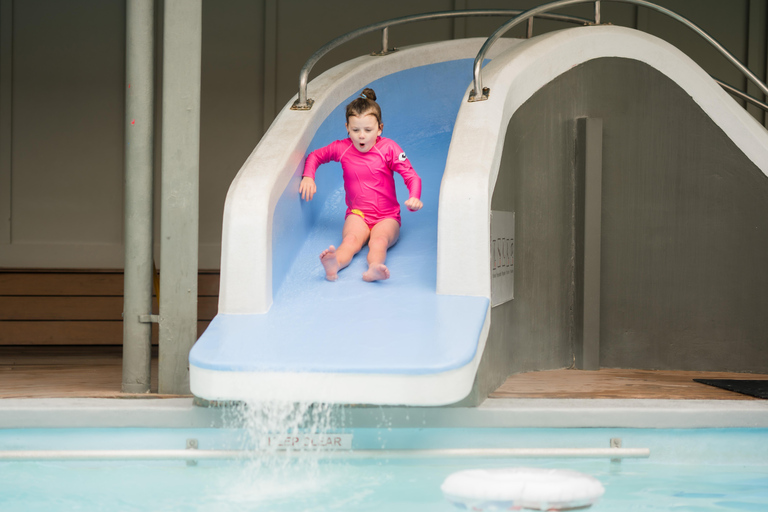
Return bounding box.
[441,467,605,511]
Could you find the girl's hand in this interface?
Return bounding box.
[300,177,317,201]
[405,197,423,212]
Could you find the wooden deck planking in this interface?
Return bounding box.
[490,368,767,400]
[0,346,168,398]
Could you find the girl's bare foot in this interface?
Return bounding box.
[320,246,340,281]
[363,263,390,282]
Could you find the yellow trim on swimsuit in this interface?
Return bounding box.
[350,209,365,219]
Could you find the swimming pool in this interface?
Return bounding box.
[1,426,766,511]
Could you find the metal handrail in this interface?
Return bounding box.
[291,9,593,110]
[716,78,768,113]
[0,447,650,461]
[471,0,768,103]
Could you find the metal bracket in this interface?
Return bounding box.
[371,47,398,56]
[468,87,490,102]
[610,437,622,463]
[290,98,314,111]
[138,314,160,324]
[186,438,198,466]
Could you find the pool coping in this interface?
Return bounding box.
[1,398,766,429]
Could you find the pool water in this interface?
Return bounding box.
[1,428,767,511]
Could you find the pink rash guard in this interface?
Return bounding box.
[303,137,422,227]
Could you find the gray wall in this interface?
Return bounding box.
[0,0,767,269]
[1,0,126,267]
[460,108,577,405]
[478,57,768,388]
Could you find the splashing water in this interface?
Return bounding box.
[220,401,348,506]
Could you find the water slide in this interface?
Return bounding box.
[190,26,768,405]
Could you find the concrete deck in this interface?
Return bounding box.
[1,396,767,429]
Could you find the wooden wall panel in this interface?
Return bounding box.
[0,270,217,345]
[0,271,219,296]
[0,272,125,296]
[0,296,217,321]
[0,320,210,345]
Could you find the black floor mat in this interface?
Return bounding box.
[693,379,768,399]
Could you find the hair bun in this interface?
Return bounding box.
[361,88,377,101]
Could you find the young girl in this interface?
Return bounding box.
[299,88,423,282]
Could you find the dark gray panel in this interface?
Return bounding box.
[199,0,265,258]
[11,0,125,244]
[492,108,576,376]
[274,0,454,112]
[591,60,768,373]
[637,0,750,93]
[576,117,603,371]
[490,56,768,378]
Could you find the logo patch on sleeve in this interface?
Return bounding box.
[398,152,407,162]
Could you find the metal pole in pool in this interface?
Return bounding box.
[122,0,155,394]
[159,0,202,394]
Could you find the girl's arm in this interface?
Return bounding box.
[300,140,346,202]
[388,142,423,211]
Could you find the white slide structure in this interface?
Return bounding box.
[190,26,768,405]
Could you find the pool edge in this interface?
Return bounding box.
[1,398,767,429]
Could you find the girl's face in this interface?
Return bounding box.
[346,114,382,153]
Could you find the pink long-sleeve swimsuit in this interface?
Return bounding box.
[303,137,422,225]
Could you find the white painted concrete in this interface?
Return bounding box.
[217,38,519,315]
[2,397,767,429]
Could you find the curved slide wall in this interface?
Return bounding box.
[190,39,518,405]
[190,26,768,405]
[437,25,768,299]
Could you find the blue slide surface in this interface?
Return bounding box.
[190,60,488,377]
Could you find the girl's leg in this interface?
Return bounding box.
[363,218,400,282]
[321,214,370,281]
